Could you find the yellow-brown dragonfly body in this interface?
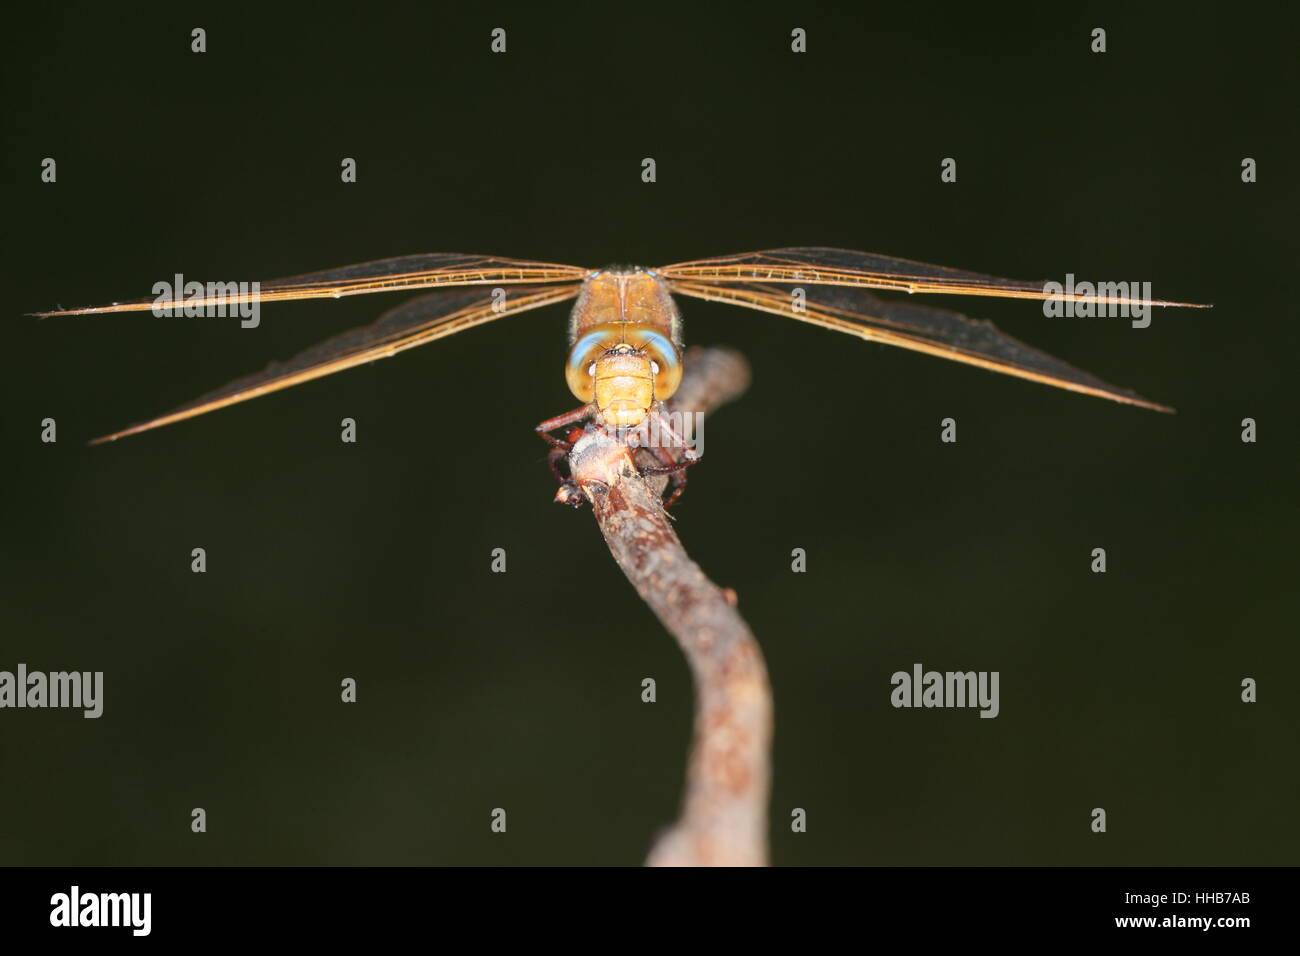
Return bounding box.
[565,269,684,428]
[39,248,1209,459]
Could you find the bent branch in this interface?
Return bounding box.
[565,347,771,866]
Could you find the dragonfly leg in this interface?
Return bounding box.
[643,406,701,462]
[546,446,571,485]
[627,405,703,508]
[639,448,702,509]
[535,404,594,450]
[537,405,595,502]
[664,470,688,510]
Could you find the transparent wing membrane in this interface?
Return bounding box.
[90,284,580,444]
[669,280,1174,412]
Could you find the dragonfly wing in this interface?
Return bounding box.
[659,247,1208,309]
[669,280,1173,412]
[37,253,589,317]
[91,284,580,444]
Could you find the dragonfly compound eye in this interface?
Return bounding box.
[636,331,683,401]
[566,326,626,403]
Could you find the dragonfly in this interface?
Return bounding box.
[40,248,1206,503]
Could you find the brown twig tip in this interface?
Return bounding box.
[566,346,772,867]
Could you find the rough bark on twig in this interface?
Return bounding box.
[565,347,772,866]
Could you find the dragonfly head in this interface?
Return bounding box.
[566,325,683,427]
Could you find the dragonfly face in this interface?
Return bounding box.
[565,269,684,427]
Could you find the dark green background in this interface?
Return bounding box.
[3,2,1295,865]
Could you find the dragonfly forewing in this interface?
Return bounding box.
[36,254,588,317]
[660,247,1208,309]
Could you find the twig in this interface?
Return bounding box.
[565,347,772,866]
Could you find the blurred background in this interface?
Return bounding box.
[2,1,1295,865]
